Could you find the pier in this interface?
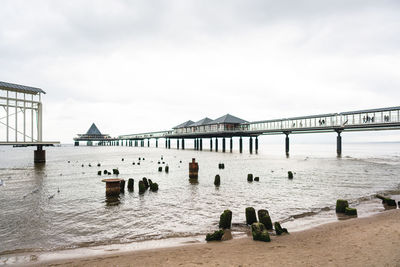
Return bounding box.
[0,81,59,162]
[112,106,400,156]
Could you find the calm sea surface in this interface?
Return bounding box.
[0,141,399,259]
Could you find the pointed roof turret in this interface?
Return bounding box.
[191,117,214,127]
[206,114,248,125]
[86,123,102,135]
[173,120,195,129]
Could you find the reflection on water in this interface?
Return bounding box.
[105,194,121,206]
[0,143,399,256]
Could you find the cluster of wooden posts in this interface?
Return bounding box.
[206,207,289,242]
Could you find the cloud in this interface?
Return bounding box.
[0,0,399,142]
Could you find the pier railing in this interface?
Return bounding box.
[248,106,400,134]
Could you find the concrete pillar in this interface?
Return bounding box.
[194,139,197,150]
[141,140,144,147]
[249,137,253,154]
[147,139,150,147]
[182,138,185,150]
[135,140,138,147]
[239,136,243,153]
[255,137,258,153]
[210,138,213,151]
[285,133,289,156]
[177,139,180,149]
[200,138,203,151]
[230,137,233,152]
[34,145,46,163]
[168,139,171,149]
[337,131,342,157]
[156,139,158,148]
[74,141,79,146]
[215,138,218,152]
[222,138,226,152]
[165,138,167,148]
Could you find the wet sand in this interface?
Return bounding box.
[37,209,400,267]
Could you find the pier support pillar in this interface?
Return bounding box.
[285,133,290,156]
[215,138,218,152]
[135,140,138,147]
[194,139,197,150]
[168,139,171,149]
[34,145,46,163]
[165,138,167,148]
[249,137,253,154]
[74,141,79,146]
[336,131,342,157]
[156,139,158,148]
[199,138,202,151]
[177,139,180,149]
[147,139,150,147]
[210,138,213,151]
[230,137,233,152]
[182,139,185,150]
[239,137,243,153]
[87,141,93,146]
[255,137,258,154]
[222,138,226,152]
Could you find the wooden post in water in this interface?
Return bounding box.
[189,158,199,179]
[255,137,258,154]
[336,130,342,157]
[230,137,233,152]
[182,138,185,149]
[285,133,290,156]
[210,138,213,151]
[249,137,253,154]
[222,138,226,152]
[239,136,243,153]
[215,138,218,152]
[199,138,202,151]
[177,139,180,149]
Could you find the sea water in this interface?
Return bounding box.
[0,141,399,264]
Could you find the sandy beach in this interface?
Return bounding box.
[36,209,400,267]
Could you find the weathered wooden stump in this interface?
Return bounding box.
[288,171,293,179]
[150,182,159,192]
[138,180,146,194]
[245,207,257,225]
[345,207,357,216]
[247,174,253,182]
[189,158,199,179]
[120,179,125,193]
[214,175,221,186]
[258,210,272,230]
[103,170,108,174]
[97,171,102,175]
[165,165,169,173]
[112,169,119,175]
[97,163,101,167]
[384,198,397,206]
[251,222,271,242]
[336,199,349,213]
[102,179,123,196]
[219,210,232,229]
[158,166,162,172]
[274,222,288,235]
[205,230,224,241]
[127,178,134,191]
[142,177,149,188]
[254,177,259,181]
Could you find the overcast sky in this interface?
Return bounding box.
[1,0,399,143]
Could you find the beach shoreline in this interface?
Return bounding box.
[26,209,400,267]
